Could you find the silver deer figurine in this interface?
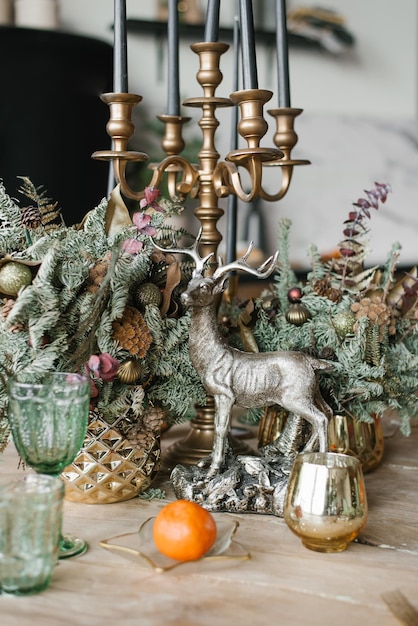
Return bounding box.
[152,233,332,479]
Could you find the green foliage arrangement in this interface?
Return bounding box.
[0,179,206,453]
[247,182,418,435]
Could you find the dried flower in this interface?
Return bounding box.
[132,212,157,237]
[87,353,120,382]
[122,238,144,254]
[140,186,164,212]
[351,295,397,340]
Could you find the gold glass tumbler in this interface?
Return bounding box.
[284,451,367,553]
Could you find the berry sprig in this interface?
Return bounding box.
[333,182,392,289]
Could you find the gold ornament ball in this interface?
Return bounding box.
[0,262,32,296]
[333,310,356,338]
[134,282,162,310]
[285,302,311,326]
[117,359,142,384]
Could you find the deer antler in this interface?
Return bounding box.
[150,229,213,276]
[213,243,279,281]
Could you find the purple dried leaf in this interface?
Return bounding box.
[365,190,380,209]
[374,182,391,202]
[339,248,357,257]
[355,198,371,209]
[343,227,361,237]
[343,218,367,229]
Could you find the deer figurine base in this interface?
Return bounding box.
[170,451,292,516]
[171,412,320,516]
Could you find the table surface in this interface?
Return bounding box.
[1,417,418,626]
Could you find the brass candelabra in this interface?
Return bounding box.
[93,39,309,471]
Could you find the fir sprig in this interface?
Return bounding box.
[0,181,206,448]
[250,181,418,432]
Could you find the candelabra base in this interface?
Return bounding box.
[160,399,256,474]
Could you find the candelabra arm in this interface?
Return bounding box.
[148,155,200,198]
[256,106,310,201]
[93,94,200,201]
[212,89,285,203]
[92,92,149,200]
[213,159,262,203]
[258,164,294,202]
[113,158,141,201]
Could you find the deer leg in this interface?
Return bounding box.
[299,406,329,453]
[304,390,333,452]
[280,372,331,454]
[280,398,329,454]
[206,393,234,478]
[303,429,319,452]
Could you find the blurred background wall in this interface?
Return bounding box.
[3,0,418,267]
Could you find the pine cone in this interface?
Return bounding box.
[127,430,157,450]
[0,298,24,332]
[150,259,169,288]
[20,205,42,229]
[142,406,165,433]
[351,295,396,339]
[86,253,112,293]
[1,298,16,319]
[125,406,165,448]
[112,305,152,357]
[312,277,343,303]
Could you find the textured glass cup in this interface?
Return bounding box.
[7,372,90,558]
[284,451,368,553]
[0,474,64,595]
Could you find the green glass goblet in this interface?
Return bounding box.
[7,372,90,559]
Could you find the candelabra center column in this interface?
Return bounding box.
[183,42,232,263]
[161,41,255,471]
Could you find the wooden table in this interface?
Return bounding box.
[1,418,418,626]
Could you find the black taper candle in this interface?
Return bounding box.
[113,0,128,93]
[204,0,221,42]
[167,0,180,115]
[226,15,240,265]
[276,0,291,107]
[239,0,258,89]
